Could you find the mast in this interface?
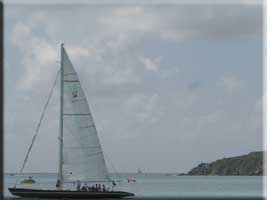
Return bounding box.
[57,43,64,189]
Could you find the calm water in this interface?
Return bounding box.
[4,173,263,199]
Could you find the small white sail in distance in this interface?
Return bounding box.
[61,47,110,183]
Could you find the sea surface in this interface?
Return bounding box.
[4,173,263,199]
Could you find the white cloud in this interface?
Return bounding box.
[11,22,31,47]
[140,56,161,72]
[197,110,225,129]
[8,4,260,91]
[125,93,163,124]
[68,46,90,59]
[249,97,262,133]
[219,76,243,92]
[11,23,58,91]
[159,67,179,80]
[11,24,139,92]
[10,4,260,45]
[99,6,158,33]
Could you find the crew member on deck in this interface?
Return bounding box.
[87,185,91,191]
[56,180,61,190]
[81,185,86,191]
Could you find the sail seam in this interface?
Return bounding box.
[64,80,79,82]
[72,98,86,102]
[80,125,95,128]
[64,73,76,76]
[64,145,100,149]
[63,113,91,115]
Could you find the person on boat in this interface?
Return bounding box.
[56,180,61,190]
[91,185,95,192]
[84,183,88,191]
[102,184,106,192]
[76,180,81,191]
[112,181,116,186]
[88,185,93,191]
[95,185,98,192]
[81,185,86,191]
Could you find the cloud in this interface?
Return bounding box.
[10,4,261,43]
[140,56,161,72]
[11,23,58,91]
[68,46,91,59]
[249,97,262,133]
[11,22,31,47]
[159,67,179,80]
[98,4,261,41]
[124,93,163,124]
[8,4,261,91]
[188,80,202,91]
[196,110,225,129]
[157,4,261,41]
[11,25,139,92]
[218,76,244,92]
[99,6,158,34]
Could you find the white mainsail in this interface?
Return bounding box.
[61,47,110,183]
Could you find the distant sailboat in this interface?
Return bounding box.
[9,44,134,198]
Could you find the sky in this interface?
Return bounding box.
[4,2,263,173]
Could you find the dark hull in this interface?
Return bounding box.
[9,188,135,198]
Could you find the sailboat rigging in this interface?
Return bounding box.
[8,44,134,198]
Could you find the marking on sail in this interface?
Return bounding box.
[72,91,78,98]
[63,113,91,116]
[80,124,95,128]
[86,151,103,157]
[64,80,80,82]
[64,72,76,76]
[72,98,86,103]
[64,145,101,149]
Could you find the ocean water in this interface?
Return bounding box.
[4,173,263,199]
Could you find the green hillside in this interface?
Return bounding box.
[187,151,263,176]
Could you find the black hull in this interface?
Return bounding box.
[9,188,135,198]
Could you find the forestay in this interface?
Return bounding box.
[62,48,110,183]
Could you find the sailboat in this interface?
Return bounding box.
[9,44,134,198]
